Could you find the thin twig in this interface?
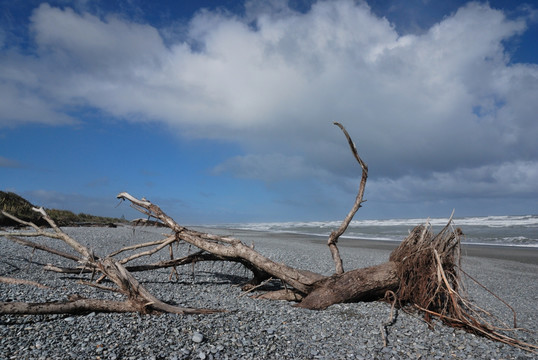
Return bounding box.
[238,278,274,298]
[78,280,121,293]
[381,290,398,347]
[0,276,50,289]
[109,239,170,257]
[457,266,518,328]
[119,235,176,264]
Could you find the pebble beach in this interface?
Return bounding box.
[1,225,537,359]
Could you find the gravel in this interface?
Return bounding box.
[1,225,536,359]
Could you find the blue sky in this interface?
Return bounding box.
[1,0,537,224]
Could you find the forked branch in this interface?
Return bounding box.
[0,207,220,315]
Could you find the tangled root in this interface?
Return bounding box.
[390,221,462,316]
[389,219,536,353]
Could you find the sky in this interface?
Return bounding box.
[1,0,537,224]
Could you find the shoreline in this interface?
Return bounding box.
[320,236,538,265]
[197,227,538,265]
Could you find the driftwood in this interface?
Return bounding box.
[0,123,535,352]
[0,208,218,315]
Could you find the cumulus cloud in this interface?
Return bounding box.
[0,81,76,127]
[0,1,537,209]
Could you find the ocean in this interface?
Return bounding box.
[212,215,538,248]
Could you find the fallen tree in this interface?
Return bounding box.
[0,123,535,352]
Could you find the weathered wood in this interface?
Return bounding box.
[0,299,136,314]
[97,257,220,314]
[6,235,82,262]
[297,262,399,310]
[118,192,324,294]
[253,289,304,301]
[0,208,222,315]
[327,122,368,275]
[0,277,50,289]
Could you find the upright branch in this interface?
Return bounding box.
[327,122,369,274]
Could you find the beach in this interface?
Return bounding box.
[1,225,536,359]
[316,236,538,265]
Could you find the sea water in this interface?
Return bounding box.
[213,215,538,248]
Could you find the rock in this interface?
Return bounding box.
[192,332,204,343]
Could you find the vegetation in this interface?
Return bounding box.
[0,191,127,227]
[0,191,43,226]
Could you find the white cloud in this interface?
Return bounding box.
[0,81,76,127]
[0,1,537,210]
[31,4,165,71]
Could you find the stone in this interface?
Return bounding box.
[192,332,204,343]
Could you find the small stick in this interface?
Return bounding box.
[168,243,179,280]
[239,277,274,298]
[458,266,518,328]
[119,235,176,264]
[4,235,81,262]
[380,290,397,347]
[109,239,170,257]
[78,280,121,293]
[0,276,50,289]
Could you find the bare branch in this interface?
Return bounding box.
[119,235,177,264]
[0,277,50,289]
[117,192,323,293]
[5,235,82,262]
[327,122,369,274]
[0,299,138,314]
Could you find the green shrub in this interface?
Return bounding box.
[1,191,128,227]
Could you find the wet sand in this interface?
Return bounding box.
[199,228,538,265]
[202,227,538,265]
[333,237,538,265]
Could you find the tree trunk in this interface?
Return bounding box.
[298,262,399,310]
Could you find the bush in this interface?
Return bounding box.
[1,191,128,227]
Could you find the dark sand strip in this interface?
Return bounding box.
[316,236,538,265]
[196,227,538,264]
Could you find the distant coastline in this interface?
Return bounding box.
[0,191,127,227]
